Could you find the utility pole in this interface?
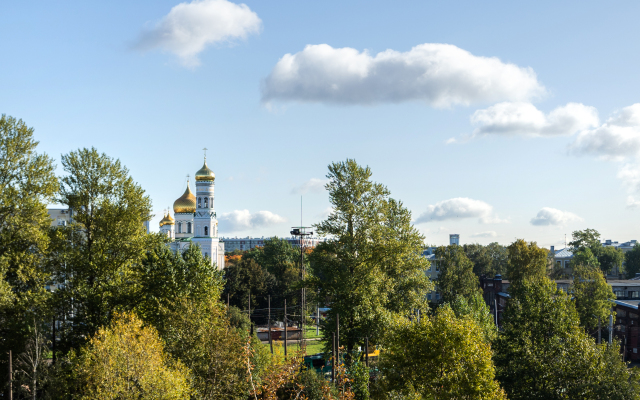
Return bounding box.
[609,314,614,345]
[8,350,12,400]
[365,337,369,367]
[316,303,319,336]
[332,332,336,383]
[268,295,273,354]
[284,299,288,358]
[336,313,340,363]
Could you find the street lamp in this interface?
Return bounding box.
[291,226,313,350]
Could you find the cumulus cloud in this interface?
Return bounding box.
[618,163,640,193]
[291,178,328,195]
[530,207,582,226]
[262,43,544,107]
[471,231,498,238]
[469,102,599,137]
[569,104,640,160]
[415,197,505,224]
[134,0,261,67]
[219,209,285,232]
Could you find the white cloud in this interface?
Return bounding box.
[627,196,640,209]
[569,104,640,160]
[618,163,640,193]
[530,207,582,226]
[262,43,544,107]
[471,231,498,238]
[219,209,286,232]
[291,178,328,195]
[415,197,504,224]
[134,0,261,67]
[470,102,599,137]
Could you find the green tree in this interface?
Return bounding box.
[223,256,276,312]
[626,243,640,279]
[436,245,480,304]
[0,115,58,380]
[380,306,506,400]
[571,264,615,330]
[506,239,548,288]
[463,243,507,277]
[449,292,497,343]
[598,245,624,275]
[494,277,638,400]
[49,147,152,350]
[572,247,600,269]
[568,228,602,251]
[134,238,224,329]
[308,160,432,355]
[73,312,191,400]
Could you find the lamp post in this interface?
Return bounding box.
[290,226,313,351]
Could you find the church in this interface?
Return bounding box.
[158,154,225,269]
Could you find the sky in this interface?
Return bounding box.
[2,0,640,248]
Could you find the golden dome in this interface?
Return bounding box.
[166,213,175,223]
[173,184,196,214]
[159,210,175,227]
[159,213,169,227]
[195,160,215,181]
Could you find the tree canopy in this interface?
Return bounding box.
[308,159,432,354]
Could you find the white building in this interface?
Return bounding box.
[159,155,225,270]
[220,236,328,253]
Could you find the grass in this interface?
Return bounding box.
[260,326,327,356]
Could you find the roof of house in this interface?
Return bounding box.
[554,248,573,258]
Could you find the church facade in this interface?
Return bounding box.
[159,156,225,269]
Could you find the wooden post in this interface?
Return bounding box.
[284,299,288,358]
[268,295,273,354]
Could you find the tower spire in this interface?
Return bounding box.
[203,147,208,162]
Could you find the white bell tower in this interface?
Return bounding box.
[191,149,225,270]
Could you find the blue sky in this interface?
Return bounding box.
[2,0,639,247]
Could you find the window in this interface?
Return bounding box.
[204,198,208,208]
[198,197,202,208]
[565,261,570,268]
[204,252,208,258]
[556,261,562,267]
[178,223,182,233]
[204,226,208,236]
[187,222,192,234]
[435,293,440,300]
[427,293,432,300]
[618,309,627,317]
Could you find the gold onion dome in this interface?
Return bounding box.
[173,184,196,214]
[159,213,169,227]
[195,160,215,181]
[165,212,175,224]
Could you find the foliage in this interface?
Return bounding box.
[73,312,191,400]
[0,114,58,376]
[223,256,277,312]
[158,297,255,399]
[309,159,432,355]
[134,238,224,329]
[571,264,616,329]
[626,243,640,279]
[494,277,639,400]
[380,306,506,400]
[15,322,51,400]
[506,239,548,288]
[569,228,624,274]
[449,292,497,343]
[48,147,153,350]
[347,360,370,400]
[435,245,481,304]
[463,242,508,278]
[228,305,252,332]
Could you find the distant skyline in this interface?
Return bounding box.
[2,0,639,247]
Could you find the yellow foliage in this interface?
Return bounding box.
[73,312,191,400]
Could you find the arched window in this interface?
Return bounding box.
[178,223,182,233]
[198,197,202,208]
[204,226,208,236]
[204,198,208,208]
[187,222,192,234]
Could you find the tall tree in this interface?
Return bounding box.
[449,292,497,343]
[436,244,481,304]
[626,243,640,279]
[0,115,58,379]
[494,277,639,400]
[569,228,624,275]
[308,159,432,354]
[571,264,615,330]
[506,239,548,288]
[380,306,506,400]
[49,147,152,349]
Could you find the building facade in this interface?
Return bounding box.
[220,236,327,253]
